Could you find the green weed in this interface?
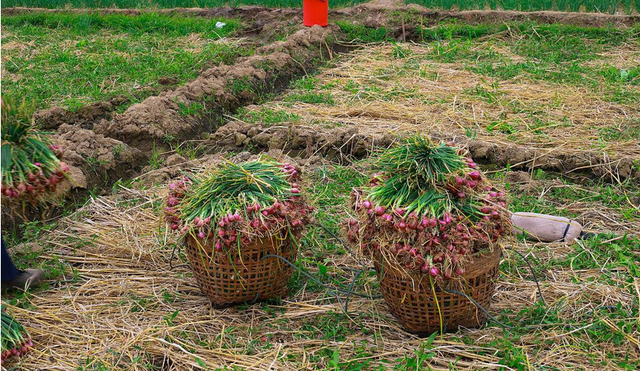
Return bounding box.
[486,121,516,134]
[601,65,640,84]
[286,91,335,105]
[148,142,164,170]
[598,120,640,142]
[405,0,637,14]
[335,21,394,43]
[393,333,437,370]
[177,101,207,116]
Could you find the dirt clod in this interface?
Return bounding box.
[208,119,640,181]
[165,154,187,167]
[53,124,146,188]
[35,96,129,130]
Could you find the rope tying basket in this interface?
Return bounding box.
[375,246,501,334]
[185,233,297,308]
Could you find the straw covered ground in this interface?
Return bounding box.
[4,154,639,369]
[234,25,640,160]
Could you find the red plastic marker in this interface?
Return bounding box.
[303,0,328,27]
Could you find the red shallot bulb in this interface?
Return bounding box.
[429,267,440,277]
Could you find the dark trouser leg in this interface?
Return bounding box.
[1,238,20,282]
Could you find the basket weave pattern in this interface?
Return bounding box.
[185,234,297,307]
[375,247,501,334]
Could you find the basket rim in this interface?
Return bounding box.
[184,230,290,251]
[374,245,502,288]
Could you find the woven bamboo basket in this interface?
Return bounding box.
[185,233,297,307]
[374,247,501,334]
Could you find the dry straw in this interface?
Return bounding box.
[246,42,639,160]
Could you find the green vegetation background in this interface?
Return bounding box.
[2,0,639,13]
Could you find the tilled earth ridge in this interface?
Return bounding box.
[208,120,640,181]
[30,24,338,201]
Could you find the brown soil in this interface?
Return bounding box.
[30,22,337,198]
[35,95,129,130]
[2,5,300,20]
[6,4,637,203]
[207,119,640,181]
[340,2,639,27]
[52,124,146,188]
[231,39,638,181]
[270,43,640,159]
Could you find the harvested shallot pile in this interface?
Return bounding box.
[346,136,511,281]
[1,96,68,203]
[163,158,313,250]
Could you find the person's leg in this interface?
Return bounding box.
[1,238,44,291]
[1,239,20,282]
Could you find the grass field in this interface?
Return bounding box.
[2,0,639,13]
[1,12,245,111]
[406,0,640,13]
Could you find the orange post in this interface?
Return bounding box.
[303,0,328,27]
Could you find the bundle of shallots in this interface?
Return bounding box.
[346,136,510,281]
[1,96,68,203]
[1,305,34,365]
[164,159,313,251]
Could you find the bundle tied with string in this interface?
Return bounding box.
[345,137,510,334]
[164,158,313,307]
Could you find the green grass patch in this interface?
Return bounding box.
[2,11,240,35]
[3,0,639,13]
[598,120,640,142]
[554,233,640,274]
[412,22,640,104]
[600,65,640,84]
[302,165,366,251]
[2,0,369,8]
[406,0,639,14]
[288,165,369,295]
[285,91,335,105]
[494,170,640,221]
[2,12,247,111]
[335,21,395,43]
